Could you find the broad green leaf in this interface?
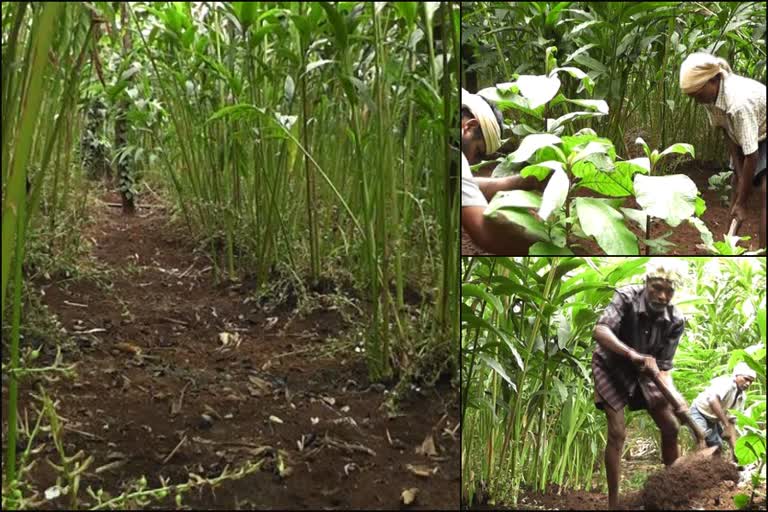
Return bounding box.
[733,494,749,509]
[571,141,612,164]
[547,111,606,133]
[573,159,638,197]
[530,242,573,255]
[620,207,648,231]
[538,167,569,221]
[506,134,562,163]
[659,143,695,159]
[574,197,638,255]
[484,207,549,242]
[634,174,699,227]
[564,98,609,114]
[520,160,565,181]
[734,433,765,465]
[477,87,545,119]
[516,74,561,109]
[757,306,766,342]
[485,190,542,210]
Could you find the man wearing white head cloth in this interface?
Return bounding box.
[461,88,544,254]
[679,52,766,248]
[690,362,756,453]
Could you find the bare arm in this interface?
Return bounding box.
[707,395,732,426]
[461,206,534,254]
[593,324,636,360]
[474,175,546,200]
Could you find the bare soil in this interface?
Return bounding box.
[461,159,764,255]
[1,192,459,509]
[466,452,765,511]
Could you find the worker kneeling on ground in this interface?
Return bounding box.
[689,362,756,453]
[591,259,689,509]
[461,88,545,254]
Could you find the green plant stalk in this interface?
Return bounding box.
[2,2,61,314]
[5,176,27,486]
[500,258,560,504]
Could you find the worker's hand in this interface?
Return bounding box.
[628,350,659,375]
[723,424,738,442]
[674,402,689,417]
[729,203,748,223]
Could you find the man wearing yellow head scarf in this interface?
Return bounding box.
[460,89,544,254]
[679,52,766,248]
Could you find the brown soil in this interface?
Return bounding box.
[1,192,459,510]
[467,452,765,511]
[461,159,764,255]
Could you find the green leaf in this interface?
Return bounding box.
[574,197,638,255]
[462,283,503,314]
[563,98,609,114]
[530,242,573,255]
[634,174,698,227]
[734,433,765,465]
[505,134,562,163]
[477,87,545,119]
[547,111,606,134]
[732,493,749,509]
[659,142,695,159]
[486,190,542,210]
[484,207,549,242]
[520,160,565,181]
[620,207,648,231]
[516,75,561,109]
[479,355,516,389]
[305,59,336,74]
[206,103,263,124]
[757,306,766,342]
[573,159,639,197]
[319,2,348,51]
[694,195,707,216]
[538,167,569,221]
[687,216,714,250]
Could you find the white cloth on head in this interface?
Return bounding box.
[645,258,687,287]
[461,152,488,207]
[733,362,757,380]
[461,88,502,155]
[692,375,746,421]
[679,52,732,94]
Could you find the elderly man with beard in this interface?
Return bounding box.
[592,259,690,509]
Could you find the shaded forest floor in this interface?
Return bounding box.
[1,190,459,509]
[461,159,764,256]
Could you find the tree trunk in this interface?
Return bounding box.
[116,2,135,214]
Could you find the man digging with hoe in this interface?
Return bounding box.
[592,260,692,509]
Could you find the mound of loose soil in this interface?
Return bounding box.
[640,451,740,510]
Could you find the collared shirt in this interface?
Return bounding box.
[592,285,685,411]
[704,73,767,155]
[462,152,488,207]
[692,375,746,421]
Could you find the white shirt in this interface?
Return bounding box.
[461,152,488,207]
[703,73,767,155]
[692,375,746,421]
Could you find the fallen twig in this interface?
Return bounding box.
[162,435,187,464]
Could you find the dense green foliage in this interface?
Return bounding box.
[462,257,766,508]
[462,2,766,160]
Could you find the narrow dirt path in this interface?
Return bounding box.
[3,192,459,509]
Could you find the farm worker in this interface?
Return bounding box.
[592,259,689,509]
[461,88,544,254]
[679,52,767,249]
[689,362,756,453]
